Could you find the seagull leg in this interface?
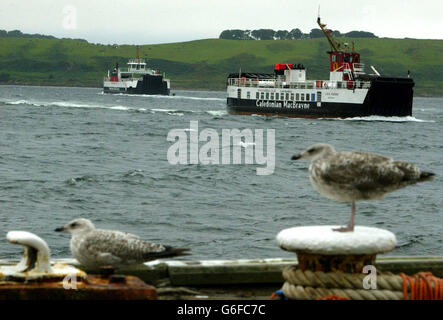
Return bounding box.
[333,201,356,232]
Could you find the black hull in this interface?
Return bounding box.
[104,74,169,95]
[228,99,360,118]
[363,77,414,117]
[227,77,414,118]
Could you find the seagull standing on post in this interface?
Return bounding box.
[291,143,434,232]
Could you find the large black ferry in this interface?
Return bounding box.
[226,17,414,118]
[103,48,170,95]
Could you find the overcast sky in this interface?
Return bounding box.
[1,0,442,44]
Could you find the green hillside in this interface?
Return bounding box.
[0,37,442,96]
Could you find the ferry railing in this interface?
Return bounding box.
[353,63,365,74]
[228,78,371,90]
[126,68,161,75]
[128,58,146,64]
[104,75,146,83]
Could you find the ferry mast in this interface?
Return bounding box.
[316,15,362,81]
[318,17,339,51]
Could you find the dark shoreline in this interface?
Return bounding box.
[0,83,225,92]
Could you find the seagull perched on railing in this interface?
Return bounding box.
[291,143,435,232]
[55,218,190,269]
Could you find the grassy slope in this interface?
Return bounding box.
[0,37,442,95]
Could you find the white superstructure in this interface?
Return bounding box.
[227,64,371,109]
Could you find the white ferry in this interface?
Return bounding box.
[103,48,170,95]
[226,16,414,118]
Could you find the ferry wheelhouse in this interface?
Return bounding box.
[226,17,414,118]
[103,48,170,95]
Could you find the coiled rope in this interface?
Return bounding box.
[400,272,443,300]
[280,266,443,300]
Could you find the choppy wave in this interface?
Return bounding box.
[50,101,93,108]
[123,169,145,178]
[151,108,227,117]
[65,175,100,186]
[206,110,227,116]
[2,99,44,107]
[150,108,180,113]
[329,115,435,123]
[109,105,131,111]
[3,99,228,117]
[2,99,143,112]
[3,99,30,105]
[2,99,94,109]
[150,108,189,116]
[3,99,107,109]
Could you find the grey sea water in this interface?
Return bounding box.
[0,85,442,260]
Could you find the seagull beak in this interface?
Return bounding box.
[291,154,302,160]
[54,226,65,232]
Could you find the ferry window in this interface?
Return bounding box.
[260,92,264,99]
[247,91,251,99]
[237,89,241,99]
[332,55,336,62]
[311,93,315,101]
[270,93,274,100]
[141,65,145,69]
[276,93,279,100]
[266,92,269,100]
[290,93,294,101]
[301,93,304,101]
[296,93,299,100]
[256,92,259,99]
[285,93,289,100]
[137,64,140,70]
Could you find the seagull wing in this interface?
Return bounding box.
[79,230,189,266]
[319,152,416,192]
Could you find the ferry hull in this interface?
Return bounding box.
[364,77,414,117]
[104,74,170,95]
[227,98,366,118]
[227,77,414,118]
